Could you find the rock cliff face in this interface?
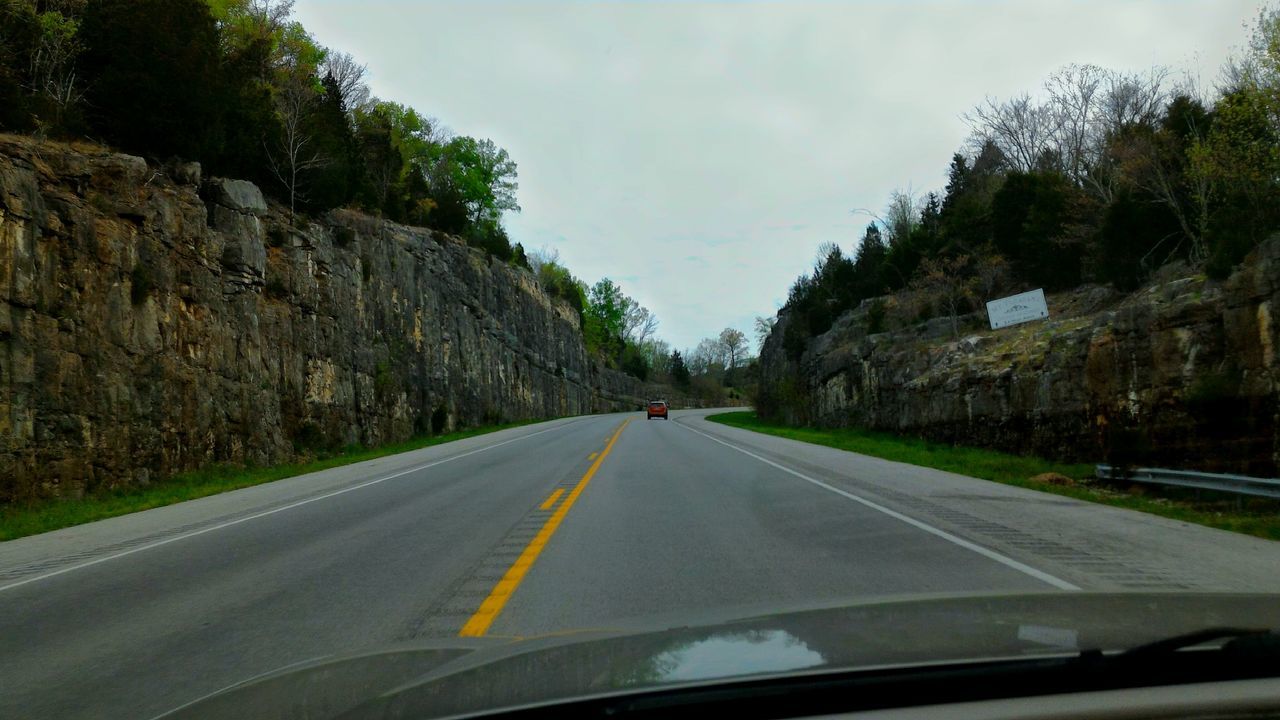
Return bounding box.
[0,136,657,501]
[759,240,1280,475]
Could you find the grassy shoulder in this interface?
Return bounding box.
[0,420,541,542]
[706,411,1280,541]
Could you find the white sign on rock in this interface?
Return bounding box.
[986,288,1049,330]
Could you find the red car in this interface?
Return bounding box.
[646,400,669,420]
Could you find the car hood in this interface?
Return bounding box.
[157,592,1280,720]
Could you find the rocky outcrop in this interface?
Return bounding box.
[759,241,1280,476]
[0,135,662,502]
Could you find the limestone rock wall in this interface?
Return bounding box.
[0,136,654,501]
[758,240,1280,475]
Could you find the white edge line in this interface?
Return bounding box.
[0,421,574,594]
[678,419,1081,592]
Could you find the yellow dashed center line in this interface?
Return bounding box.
[458,419,631,637]
[588,452,598,460]
[538,488,565,511]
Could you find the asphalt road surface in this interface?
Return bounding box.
[3,408,1279,718]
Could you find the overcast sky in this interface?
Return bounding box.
[293,0,1259,352]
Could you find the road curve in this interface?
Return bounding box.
[1,408,1277,719]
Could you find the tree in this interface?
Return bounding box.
[852,223,888,297]
[690,337,731,377]
[883,188,921,248]
[424,135,519,228]
[23,2,85,130]
[619,344,650,381]
[965,92,1057,173]
[1109,94,1213,264]
[321,49,369,112]
[669,351,691,389]
[641,339,672,375]
[719,328,747,370]
[990,171,1084,290]
[910,255,978,339]
[78,0,225,161]
[1191,87,1280,276]
[265,72,327,218]
[297,72,360,212]
[584,278,627,359]
[753,315,776,352]
[353,105,403,223]
[622,300,658,346]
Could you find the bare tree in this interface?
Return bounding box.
[527,246,559,275]
[622,300,659,346]
[883,189,921,247]
[689,338,727,376]
[265,75,327,219]
[718,327,747,370]
[972,254,1010,305]
[247,0,296,36]
[1045,64,1106,185]
[753,315,776,351]
[1101,67,1169,129]
[911,255,978,339]
[321,49,370,112]
[965,93,1058,173]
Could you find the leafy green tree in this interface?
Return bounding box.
[584,278,626,358]
[530,253,586,320]
[619,344,650,381]
[1192,88,1280,277]
[353,105,404,222]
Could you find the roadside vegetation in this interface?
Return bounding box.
[708,412,1280,541]
[0,0,675,383]
[526,246,757,402]
[0,0,526,258]
[0,420,538,542]
[765,7,1280,373]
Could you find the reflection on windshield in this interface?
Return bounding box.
[648,630,825,683]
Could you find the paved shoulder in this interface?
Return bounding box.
[675,409,1280,592]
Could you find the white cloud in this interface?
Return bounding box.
[294,0,1259,350]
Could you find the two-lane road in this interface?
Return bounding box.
[3,409,1278,718]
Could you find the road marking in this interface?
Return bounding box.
[588,452,598,460]
[677,420,1081,592]
[459,418,632,637]
[539,488,565,510]
[0,422,578,595]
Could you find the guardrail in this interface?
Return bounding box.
[1095,464,1280,500]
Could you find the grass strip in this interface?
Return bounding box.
[0,420,541,542]
[706,411,1280,541]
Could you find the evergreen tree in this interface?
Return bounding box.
[670,351,691,389]
[78,0,224,161]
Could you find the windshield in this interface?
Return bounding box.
[1,1,1279,719]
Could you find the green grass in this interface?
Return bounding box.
[0,420,540,542]
[707,412,1280,541]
